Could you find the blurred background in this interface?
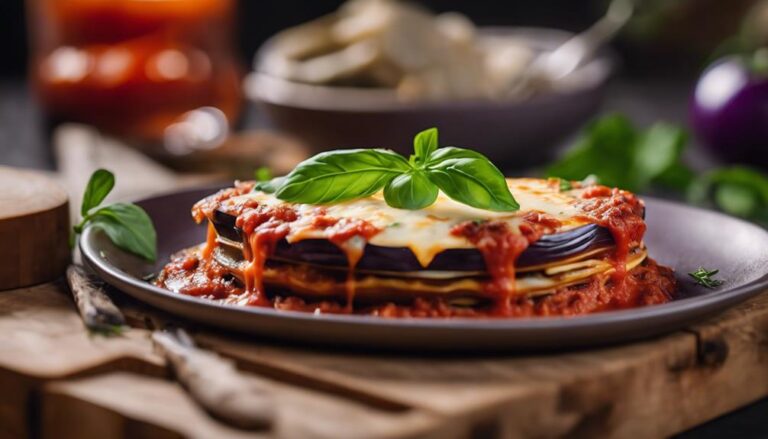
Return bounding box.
[4,0,768,228]
[2,0,768,225]
[2,1,768,435]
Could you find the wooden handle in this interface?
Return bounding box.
[152,329,276,430]
[66,265,125,332]
[0,167,70,290]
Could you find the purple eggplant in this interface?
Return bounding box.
[691,53,768,165]
[211,210,615,272]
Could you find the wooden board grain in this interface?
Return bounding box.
[1,282,768,439]
[43,372,445,439]
[0,167,69,290]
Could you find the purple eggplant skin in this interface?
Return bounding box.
[211,210,615,272]
[691,55,768,165]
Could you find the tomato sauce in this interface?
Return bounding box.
[186,186,382,308]
[157,251,675,317]
[449,213,562,315]
[312,216,381,311]
[577,186,646,284]
[156,250,240,300]
[156,182,676,318]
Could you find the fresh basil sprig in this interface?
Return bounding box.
[72,169,157,262]
[264,128,519,212]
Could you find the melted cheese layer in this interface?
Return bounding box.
[223,178,593,267]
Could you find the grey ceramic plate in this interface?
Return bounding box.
[81,187,768,352]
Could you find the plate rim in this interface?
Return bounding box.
[79,188,768,334]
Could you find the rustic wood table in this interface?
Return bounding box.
[2,79,768,438]
[2,280,768,438]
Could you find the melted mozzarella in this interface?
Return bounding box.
[224,178,592,267]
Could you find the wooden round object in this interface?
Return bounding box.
[0,167,70,290]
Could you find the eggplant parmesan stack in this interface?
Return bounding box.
[156,178,676,317]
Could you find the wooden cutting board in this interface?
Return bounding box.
[1,281,768,439]
[0,167,69,290]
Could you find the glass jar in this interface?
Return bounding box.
[27,0,242,142]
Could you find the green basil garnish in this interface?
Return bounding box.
[424,147,519,211]
[267,128,519,212]
[80,169,115,216]
[383,171,438,210]
[412,127,438,166]
[275,149,411,204]
[72,169,157,262]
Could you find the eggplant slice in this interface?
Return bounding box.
[210,209,616,272]
[210,244,648,301]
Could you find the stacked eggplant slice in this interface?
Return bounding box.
[198,178,649,308]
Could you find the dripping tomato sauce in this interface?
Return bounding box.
[310,215,382,311]
[179,186,383,308]
[577,186,646,282]
[235,203,298,306]
[450,212,562,316]
[157,181,676,318]
[157,252,675,317]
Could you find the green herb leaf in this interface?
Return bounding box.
[253,177,285,194]
[272,129,518,212]
[714,183,759,217]
[751,48,768,77]
[688,267,724,289]
[90,203,157,262]
[413,127,438,165]
[654,162,696,191]
[425,147,519,211]
[547,114,637,189]
[688,166,768,222]
[73,170,158,262]
[254,166,273,182]
[81,169,115,216]
[631,123,687,189]
[276,149,411,204]
[547,115,690,192]
[383,171,439,210]
[558,178,572,191]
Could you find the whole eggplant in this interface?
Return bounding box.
[691,52,768,165]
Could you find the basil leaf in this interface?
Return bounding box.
[631,123,687,188]
[383,171,438,210]
[425,149,519,211]
[547,114,636,190]
[413,127,438,165]
[276,149,411,204]
[90,203,157,262]
[253,177,285,194]
[689,166,768,222]
[254,166,273,182]
[655,162,696,191]
[425,146,486,163]
[81,169,115,216]
[715,183,758,217]
[547,114,693,193]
